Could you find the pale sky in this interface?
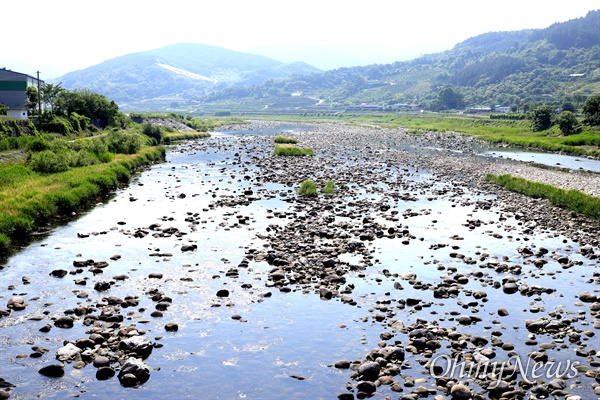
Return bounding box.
[2,0,599,78]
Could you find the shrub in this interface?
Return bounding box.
[68,112,91,132]
[274,135,298,144]
[142,123,164,144]
[42,116,74,135]
[105,131,144,154]
[28,150,71,173]
[26,137,50,152]
[299,180,318,197]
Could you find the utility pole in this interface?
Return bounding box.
[37,71,42,124]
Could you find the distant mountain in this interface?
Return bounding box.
[206,10,600,112]
[53,43,321,104]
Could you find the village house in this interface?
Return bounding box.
[0,68,44,119]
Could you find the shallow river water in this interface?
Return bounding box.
[0,123,598,399]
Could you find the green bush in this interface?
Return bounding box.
[142,123,164,144]
[274,144,314,156]
[299,180,318,197]
[529,106,555,132]
[28,150,71,173]
[274,135,298,144]
[105,131,144,154]
[68,112,91,132]
[42,116,74,135]
[26,137,50,152]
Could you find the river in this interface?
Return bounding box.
[0,122,598,399]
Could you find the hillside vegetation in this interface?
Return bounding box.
[205,10,600,113]
[53,43,320,107]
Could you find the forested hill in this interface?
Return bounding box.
[53,43,320,104]
[206,10,600,111]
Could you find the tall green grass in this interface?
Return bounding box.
[298,180,318,197]
[323,180,335,196]
[274,135,298,144]
[486,174,600,221]
[0,146,165,257]
[274,144,314,156]
[163,131,211,144]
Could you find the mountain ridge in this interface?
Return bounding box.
[204,10,600,112]
[53,43,321,103]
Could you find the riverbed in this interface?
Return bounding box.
[0,121,599,399]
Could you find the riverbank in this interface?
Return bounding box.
[0,145,165,259]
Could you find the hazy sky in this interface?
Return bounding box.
[3,0,599,78]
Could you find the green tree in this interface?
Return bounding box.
[26,86,40,115]
[142,123,163,144]
[41,83,64,115]
[561,101,576,113]
[556,111,581,135]
[529,105,555,131]
[581,95,600,126]
[55,89,122,128]
[437,87,464,110]
[0,103,6,116]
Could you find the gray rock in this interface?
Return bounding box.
[38,363,65,377]
[54,316,74,329]
[6,297,26,311]
[358,361,380,381]
[56,343,81,362]
[96,366,115,380]
[450,383,472,399]
[94,281,111,291]
[93,356,110,368]
[50,269,68,278]
[579,292,598,303]
[356,381,377,394]
[319,287,333,300]
[165,322,179,332]
[118,357,150,387]
[119,336,153,359]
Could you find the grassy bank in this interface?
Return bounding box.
[486,174,600,221]
[163,131,211,143]
[0,146,165,257]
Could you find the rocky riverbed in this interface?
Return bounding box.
[0,121,598,399]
